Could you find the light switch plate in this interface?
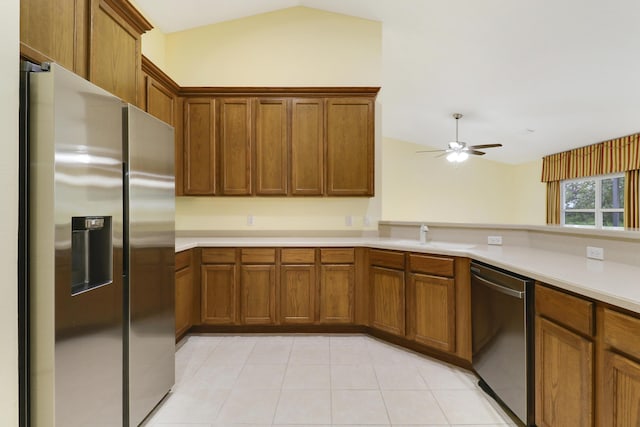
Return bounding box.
[587,246,604,260]
[488,236,503,245]
[345,215,353,226]
[247,215,254,226]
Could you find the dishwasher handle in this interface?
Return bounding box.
[471,269,525,299]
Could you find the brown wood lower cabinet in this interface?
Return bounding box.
[601,350,640,427]
[175,266,193,337]
[280,264,315,324]
[407,273,455,352]
[370,266,405,336]
[599,307,640,427]
[175,250,194,338]
[535,316,593,427]
[319,264,354,324]
[201,264,237,324]
[240,265,276,324]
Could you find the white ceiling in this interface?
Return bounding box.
[135,0,640,164]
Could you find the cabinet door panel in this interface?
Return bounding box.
[326,98,374,196]
[89,0,140,106]
[535,316,593,427]
[219,98,252,195]
[146,75,175,126]
[183,98,216,195]
[241,265,276,324]
[21,0,87,76]
[201,264,236,324]
[291,98,324,195]
[280,265,315,324]
[320,264,354,324]
[175,266,193,337]
[408,273,455,352]
[255,98,288,195]
[370,266,405,335]
[602,351,640,427]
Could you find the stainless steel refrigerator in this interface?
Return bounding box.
[22,62,175,426]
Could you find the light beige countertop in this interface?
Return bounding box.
[176,236,640,314]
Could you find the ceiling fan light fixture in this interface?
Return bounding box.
[446,151,468,163]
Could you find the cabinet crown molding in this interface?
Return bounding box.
[179,86,381,98]
[103,0,153,34]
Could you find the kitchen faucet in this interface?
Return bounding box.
[419,224,429,244]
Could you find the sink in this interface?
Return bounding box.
[388,240,475,250]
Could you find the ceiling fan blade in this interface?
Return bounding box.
[468,150,486,156]
[468,143,503,150]
[416,149,446,153]
[436,152,449,158]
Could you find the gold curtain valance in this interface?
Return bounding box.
[541,132,640,182]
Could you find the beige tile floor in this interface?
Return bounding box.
[143,334,518,427]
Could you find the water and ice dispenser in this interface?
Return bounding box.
[71,216,113,295]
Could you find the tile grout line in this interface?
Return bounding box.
[214,335,257,424]
[271,335,295,425]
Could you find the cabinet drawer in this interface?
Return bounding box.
[408,254,454,277]
[201,248,236,264]
[369,249,405,270]
[281,248,316,264]
[241,248,276,264]
[175,250,192,271]
[603,308,640,358]
[536,284,594,336]
[320,248,354,264]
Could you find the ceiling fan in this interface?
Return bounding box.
[416,113,502,162]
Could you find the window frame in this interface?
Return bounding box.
[561,173,625,229]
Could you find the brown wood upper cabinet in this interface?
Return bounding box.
[20,0,89,77]
[326,98,374,196]
[218,98,253,195]
[21,0,152,108]
[291,98,324,195]
[254,98,289,195]
[183,98,217,195]
[179,88,378,197]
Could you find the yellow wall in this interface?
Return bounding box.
[381,138,546,224]
[1,0,19,424]
[129,0,168,69]
[141,28,168,69]
[165,7,381,86]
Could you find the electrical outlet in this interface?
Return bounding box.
[247,215,254,226]
[586,246,604,260]
[487,236,503,245]
[345,215,353,226]
[363,215,371,226]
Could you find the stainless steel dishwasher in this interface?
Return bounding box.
[471,261,535,426]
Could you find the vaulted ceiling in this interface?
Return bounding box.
[134,0,640,164]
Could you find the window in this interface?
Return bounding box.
[562,174,625,228]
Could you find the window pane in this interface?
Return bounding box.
[565,212,595,226]
[564,180,595,209]
[603,212,624,228]
[601,176,625,209]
